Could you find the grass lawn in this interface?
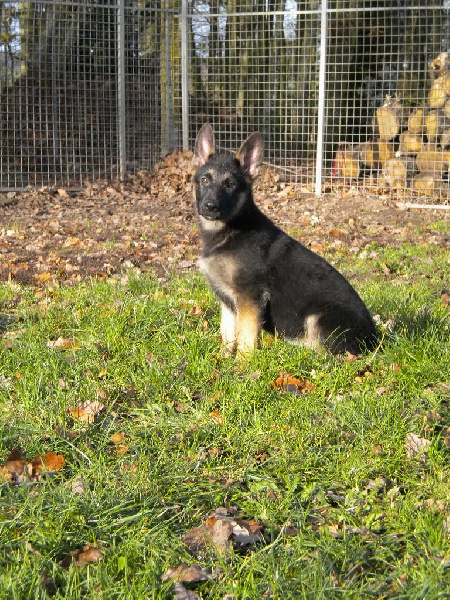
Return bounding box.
[0,240,449,599]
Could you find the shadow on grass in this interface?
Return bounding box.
[391,307,449,341]
[0,313,12,333]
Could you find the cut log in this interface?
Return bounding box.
[412,172,440,195]
[398,131,423,155]
[333,146,360,181]
[424,109,449,143]
[358,139,395,168]
[382,157,414,189]
[416,145,449,174]
[376,140,395,165]
[408,107,426,134]
[441,127,450,148]
[443,71,450,95]
[444,100,450,118]
[357,141,380,169]
[376,96,407,140]
[429,52,450,79]
[428,77,447,108]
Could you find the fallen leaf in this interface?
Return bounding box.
[47,336,82,350]
[42,452,65,471]
[271,373,316,395]
[162,563,213,584]
[183,509,264,556]
[441,291,450,310]
[405,433,431,462]
[28,452,65,478]
[183,519,232,555]
[71,475,87,496]
[35,272,53,284]
[173,583,201,600]
[373,444,383,455]
[68,400,105,424]
[231,520,263,550]
[75,545,104,566]
[110,431,127,445]
[4,448,25,476]
[210,411,224,425]
[60,544,104,568]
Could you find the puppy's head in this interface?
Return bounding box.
[193,124,264,223]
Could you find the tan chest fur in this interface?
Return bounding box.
[198,254,237,307]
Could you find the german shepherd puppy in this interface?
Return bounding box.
[193,124,378,356]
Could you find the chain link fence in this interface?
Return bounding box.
[1,0,449,201]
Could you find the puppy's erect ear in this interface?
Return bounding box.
[194,124,216,166]
[236,132,264,179]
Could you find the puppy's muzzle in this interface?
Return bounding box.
[199,197,222,220]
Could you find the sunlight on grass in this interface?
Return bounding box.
[0,243,449,598]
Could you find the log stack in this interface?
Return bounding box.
[333,53,450,196]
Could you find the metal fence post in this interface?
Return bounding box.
[315,0,328,196]
[161,0,173,155]
[117,0,126,180]
[181,0,189,151]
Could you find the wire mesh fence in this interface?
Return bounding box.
[1,0,449,202]
[0,0,165,188]
[185,0,450,201]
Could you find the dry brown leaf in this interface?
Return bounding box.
[441,291,450,310]
[206,517,234,553]
[271,373,316,395]
[75,545,104,566]
[110,431,127,445]
[42,451,65,472]
[162,563,213,584]
[231,521,263,549]
[210,411,224,425]
[71,475,87,496]
[35,273,53,284]
[173,583,201,600]
[0,466,13,483]
[4,448,25,476]
[28,452,65,478]
[68,400,105,424]
[405,432,431,461]
[60,544,104,568]
[47,336,82,350]
[183,510,264,556]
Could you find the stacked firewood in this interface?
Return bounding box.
[334,53,450,195]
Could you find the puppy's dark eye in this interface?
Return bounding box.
[224,178,236,190]
[200,176,210,186]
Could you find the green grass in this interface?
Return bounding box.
[0,242,449,599]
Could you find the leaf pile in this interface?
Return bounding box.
[1,448,65,483]
[1,149,446,287]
